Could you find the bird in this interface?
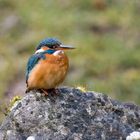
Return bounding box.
[26,38,74,95]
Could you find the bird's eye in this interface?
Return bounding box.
[53,46,57,49]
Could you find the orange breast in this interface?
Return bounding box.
[27,53,69,90]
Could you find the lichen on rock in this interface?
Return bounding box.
[0,87,140,140]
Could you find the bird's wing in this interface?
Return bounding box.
[26,49,56,84]
[26,53,46,84]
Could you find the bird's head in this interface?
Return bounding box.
[35,37,74,54]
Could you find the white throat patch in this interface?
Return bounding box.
[53,50,64,56]
[35,48,45,54]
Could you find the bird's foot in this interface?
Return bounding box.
[25,88,49,97]
[35,88,59,97]
[47,88,59,96]
[40,89,48,96]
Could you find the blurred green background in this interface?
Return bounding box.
[0,0,140,116]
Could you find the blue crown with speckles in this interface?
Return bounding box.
[36,38,62,50]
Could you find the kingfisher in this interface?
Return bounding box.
[26,38,74,95]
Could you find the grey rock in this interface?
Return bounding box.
[0,87,140,140]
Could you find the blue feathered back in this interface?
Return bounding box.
[26,49,56,83]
